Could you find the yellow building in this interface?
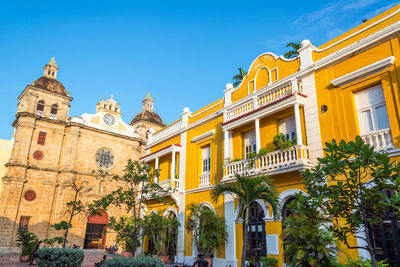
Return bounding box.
[141,4,400,267]
[0,58,164,248]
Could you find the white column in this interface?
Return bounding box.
[155,157,159,183]
[255,118,261,152]
[224,192,237,267]
[294,103,303,145]
[171,149,176,179]
[224,130,229,160]
[176,198,186,263]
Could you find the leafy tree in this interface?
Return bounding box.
[60,176,93,248]
[185,203,228,261]
[211,174,280,267]
[141,211,180,256]
[15,230,38,259]
[302,136,400,267]
[284,41,300,59]
[281,193,338,267]
[232,67,247,87]
[89,160,173,257]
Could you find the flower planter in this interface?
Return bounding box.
[19,255,30,262]
[205,257,213,267]
[122,251,132,258]
[158,255,169,263]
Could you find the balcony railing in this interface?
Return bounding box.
[199,172,210,188]
[150,119,184,145]
[49,113,57,119]
[361,129,394,152]
[223,145,311,180]
[158,178,180,190]
[224,79,304,123]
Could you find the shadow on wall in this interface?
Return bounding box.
[0,216,86,249]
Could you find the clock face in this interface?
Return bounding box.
[103,114,115,126]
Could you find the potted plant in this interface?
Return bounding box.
[15,230,38,262]
[185,204,228,267]
[161,214,180,264]
[112,216,137,257]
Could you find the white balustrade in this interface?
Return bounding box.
[224,79,304,123]
[223,145,310,180]
[49,113,57,119]
[150,119,184,144]
[36,110,44,117]
[158,178,180,190]
[199,172,210,187]
[361,129,394,152]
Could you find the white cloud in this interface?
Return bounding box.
[342,0,379,11]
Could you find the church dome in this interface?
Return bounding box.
[131,109,164,126]
[35,76,67,96]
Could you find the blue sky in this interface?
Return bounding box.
[0,0,398,139]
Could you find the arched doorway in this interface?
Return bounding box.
[84,212,108,249]
[246,201,266,258]
[281,196,297,254]
[369,190,400,266]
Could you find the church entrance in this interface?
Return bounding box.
[84,212,108,249]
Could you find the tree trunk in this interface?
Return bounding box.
[361,207,377,267]
[241,208,249,267]
[63,190,78,248]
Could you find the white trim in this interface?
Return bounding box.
[234,199,271,222]
[315,20,400,69]
[198,201,216,214]
[388,148,400,157]
[148,209,158,215]
[331,56,395,87]
[163,207,178,217]
[232,52,298,92]
[266,234,280,255]
[191,129,215,143]
[141,145,181,163]
[185,184,215,194]
[315,8,400,52]
[279,189,307,206]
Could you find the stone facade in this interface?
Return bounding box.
[0,58,164,248]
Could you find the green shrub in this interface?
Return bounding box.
[35,248,84,267]
[101,256,163,267]
[260,256,278,267]
[344,257,388,267]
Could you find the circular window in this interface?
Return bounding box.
[24,190,36,202]
[33,151,44,160]
[95,148,115,169]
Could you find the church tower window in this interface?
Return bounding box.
[36,100,45,116]
[50,104,58,119]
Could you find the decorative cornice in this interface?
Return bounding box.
[331,56,395,87]
[140,144,182,161]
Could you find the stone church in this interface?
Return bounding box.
[0,58,164,248]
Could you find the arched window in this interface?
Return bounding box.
[36,100,45,116]
[368,189,400,265]
[246,201,266,258]
[50,104,58,118]
[282,196,297,223]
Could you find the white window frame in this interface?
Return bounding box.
[201,145,211,173]
[279,116,296,141]
[243,130,256,159]
[355,85,390,134]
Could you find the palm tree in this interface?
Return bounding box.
[211,174,280,267]
[284,41,301,59]
[232,67,247,87]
